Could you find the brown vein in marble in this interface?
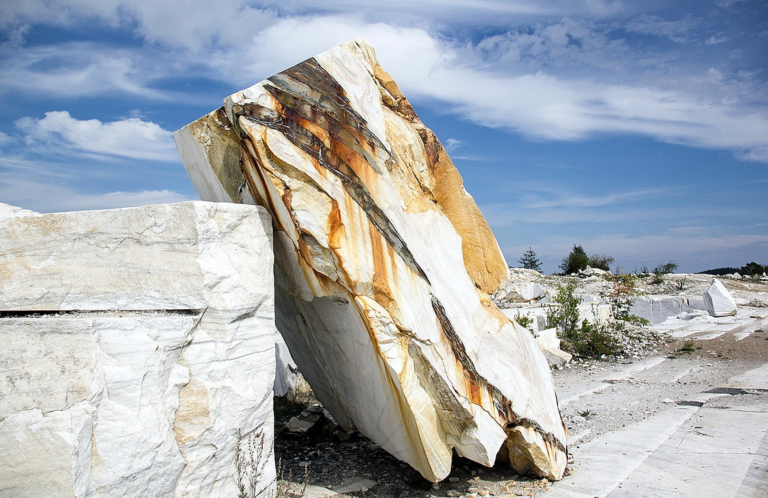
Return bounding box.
[236,59,428,285]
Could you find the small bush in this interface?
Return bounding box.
[588,254,615,272]
[546,280,580,339]
[514,312,534,330]
[654,262,678,274]
[678,340,695,353]
[567,319,621,357]
[607,274,645,324]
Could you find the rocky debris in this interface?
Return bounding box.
[534,329,573,367]
[496,282,546,303]
[0,202,277,498]
[175,39,566,481]
[704,278,738,317]
[579,266,610,278]
[283,405,356,442]
[274,417,558,498]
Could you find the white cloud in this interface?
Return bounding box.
[520,187,666,209]
[0,177,190,213]
[16,111,177,162]
[204,15,768,163]
[474,18,630,71]
[737,146,768,163]
[0,43,167,98]
[625,15,700,43]
[444,138,464,152]
[2,4,767,165]
[405,65,768,158]
[0,0,631,49]
[0,132,13,147]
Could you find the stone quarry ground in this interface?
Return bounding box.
[273,275,768,498]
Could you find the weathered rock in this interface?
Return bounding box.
[175,39,567,481]
[0,202,276,498]
[580,266,610,277]
[704,279,738,317]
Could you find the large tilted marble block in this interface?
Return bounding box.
[0,202,276,498]
[175,39,567,481]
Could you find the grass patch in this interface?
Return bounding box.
[678,340,696,353]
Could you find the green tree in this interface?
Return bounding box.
[588,254,615,272]
[518,247,542,272]
[653,262,678,274]
[740,262,765,277]
[559,245,589,274]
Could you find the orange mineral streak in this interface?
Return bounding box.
[370,63,508,295]
[419,129,508,295]
[369,223,395,311]
[297,115,331,149]
[328,135,379,192]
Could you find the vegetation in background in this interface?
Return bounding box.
[699,262,767,277]
[546,273,649,358]
[649,261,678,284]
[654,262,678,274]
[559,245,590,274]
[558,244,616,274]
[607,274,648,326]
[588,254,615,272]
[741,262,767,277]
[575,319,621,357]
[518,247,542,272]
[546,280,581,340]
[513,312,534,330]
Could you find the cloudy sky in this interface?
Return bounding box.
[1,0,766,273]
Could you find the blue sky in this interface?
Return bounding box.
[1,0,766,274]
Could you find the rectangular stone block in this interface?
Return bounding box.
[0,202,276,498]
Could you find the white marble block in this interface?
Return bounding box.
[175,39,567,481]
[704,278,738,317]
[0,202,276,498]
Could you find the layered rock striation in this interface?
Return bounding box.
[175,39,567,481]
[0,202,276,498]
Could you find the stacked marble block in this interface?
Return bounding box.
[0,202,276,498]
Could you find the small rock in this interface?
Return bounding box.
[446,490,461,497]
[449,477,460,483]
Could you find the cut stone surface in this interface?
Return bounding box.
[0,202,276,498]
[704,278,738,317]
[175,39,566,481]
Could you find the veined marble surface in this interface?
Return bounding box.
[175,39,566,481]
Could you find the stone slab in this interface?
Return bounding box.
[0,202,276,498]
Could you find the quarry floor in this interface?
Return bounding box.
[275,313,768,498]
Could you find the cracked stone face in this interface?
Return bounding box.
[0,202,277,498]
[175,38,567,481]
